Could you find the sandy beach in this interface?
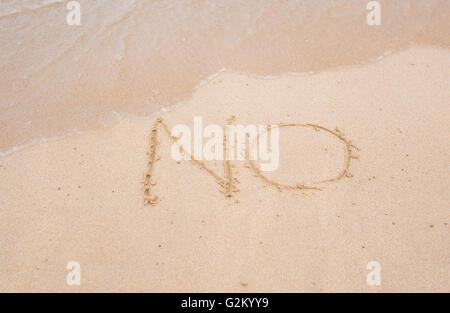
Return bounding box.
[0,46,448,292]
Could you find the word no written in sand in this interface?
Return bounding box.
[143,117,359,206]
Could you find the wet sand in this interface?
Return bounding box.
[0,47,449,292]
[1,0,450,154]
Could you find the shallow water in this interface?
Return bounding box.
[0,0,449,155]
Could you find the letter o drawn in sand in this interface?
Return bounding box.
[247,123,359,191]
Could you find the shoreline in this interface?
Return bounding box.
[1,43,446,158]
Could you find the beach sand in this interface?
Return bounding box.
[0,46,449,292]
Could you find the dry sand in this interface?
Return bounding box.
[0,46,449,292]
